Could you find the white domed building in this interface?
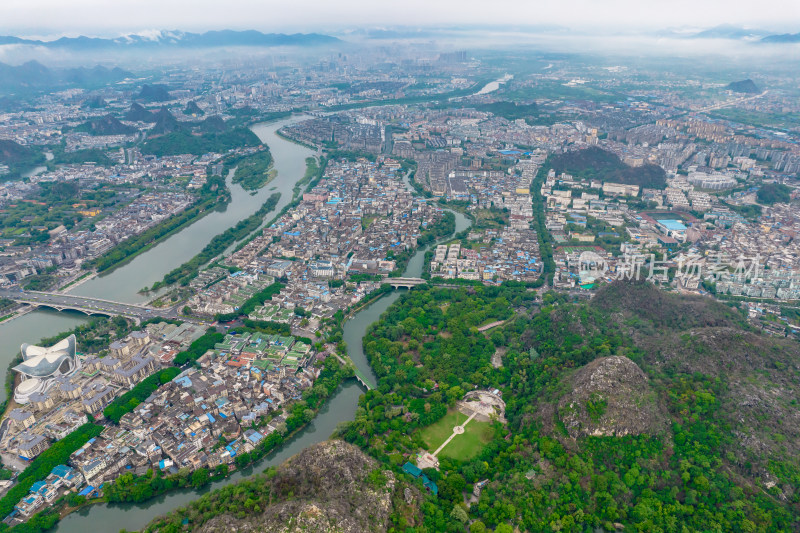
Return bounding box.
[13,335,80,404]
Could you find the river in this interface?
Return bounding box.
[474,73,514,95]
[67,117,314,303]
[0,117,313,404]
[7,116,471,532]
[55,196,470,533]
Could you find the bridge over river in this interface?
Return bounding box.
[0,289,178,320]
[384,277,426,288]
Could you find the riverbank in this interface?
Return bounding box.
[0,305,32,326]
[275,129,318,151]
[85,186,228,275]
[132,162,468,530]
[57,272,96,293]
[227,149,277,191]
[0,311,110,420]
[230,156,326,256]
[145,192,281,292]
[145,155,325,294]
[0,114,315,402]
[345,285,395,318]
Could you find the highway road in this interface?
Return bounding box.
[692,90,769,114]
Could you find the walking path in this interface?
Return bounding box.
[433,411,477,456]
[477,319,507,332]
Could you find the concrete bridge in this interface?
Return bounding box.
[0,288,176,320]
[384,277,427,289]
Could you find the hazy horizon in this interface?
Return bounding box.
[2,0,799,38]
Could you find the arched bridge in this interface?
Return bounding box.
[384,277,427,289]
[0,288,176,320]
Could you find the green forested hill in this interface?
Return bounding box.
[73,114,137,135]
[0,139,45,177]
[550,146,667,189]
[337,281,800,532]
[140,127,261,156]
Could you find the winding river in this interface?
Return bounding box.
[0,117,312,404]
[344,207,471,387]
[2,115,471,532]
[67,117,314,304]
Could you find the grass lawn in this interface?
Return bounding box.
[419,409,494,461]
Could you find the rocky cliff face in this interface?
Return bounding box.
[556,356,668,439]
[193,440,414,533]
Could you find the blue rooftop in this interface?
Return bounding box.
[659,219,687,231]
[51,465,72,478]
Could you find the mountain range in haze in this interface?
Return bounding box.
[661,24,800,43]
[0,61,132,94]
[759,32,800,43]
[0,30,340,50]
[1,26,798,51]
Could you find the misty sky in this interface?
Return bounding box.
[2,0,800,37]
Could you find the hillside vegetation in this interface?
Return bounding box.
[137,84,171,102]
[726,79,761,94]
[135,280,800,532]
[474,101,539,122]
[502,281,800,531]
[757,183,792,205]
[230,149,274,191]
[125,103,156,122]
[141,127,261,156]
[550,146,667,189]
[73,114,137,135]
[0,139,45,177]
[185,100,204,116]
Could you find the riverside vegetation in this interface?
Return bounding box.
[146,192,280,291]
[227,149,275,191]
[87,174,231,273]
